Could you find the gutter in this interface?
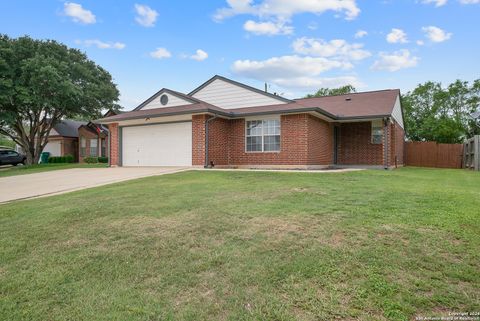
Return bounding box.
[96,106,392,124]
[204,114,219,168]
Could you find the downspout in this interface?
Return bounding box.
[383,117,390,170]
[204,114,219,168]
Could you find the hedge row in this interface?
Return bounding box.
[48,155,74,163]
[83,156,108,164]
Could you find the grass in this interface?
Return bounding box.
[0,163,108,178]
[0,168,479,321]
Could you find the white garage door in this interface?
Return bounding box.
[122,122,192,166]
[43,141,61,156]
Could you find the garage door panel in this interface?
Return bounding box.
[122,122,192,166]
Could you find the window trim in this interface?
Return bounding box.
[89,138,98,157]
[80,136,86,157]
[371,120,384,145]
[245,118,281,153]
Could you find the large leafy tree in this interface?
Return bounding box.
[0,35,119,164]
[402,79,480,143]
[305,85,356,98]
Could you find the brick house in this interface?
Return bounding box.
[99,75,405,169]
[42,119,87,162]
[78,110,120,162]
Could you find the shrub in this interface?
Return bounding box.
[98,157,108,163]
[83,156,98,164]
[48,156,74,163]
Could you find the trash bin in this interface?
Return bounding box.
[40,152,50,164]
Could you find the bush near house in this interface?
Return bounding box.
[83,156,108,163]
[48,155,74,163]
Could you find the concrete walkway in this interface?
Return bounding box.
[0,167,188,203]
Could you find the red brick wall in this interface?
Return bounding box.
[226,114,309,166]
[307,115,333,165]
[199,114,333,167]
[192,115,207,166]
[109,123,119,166]
[207,117,230,166]
[337,122,384,165]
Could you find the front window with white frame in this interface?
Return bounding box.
[371,120,384,144]
[246,119,280,152]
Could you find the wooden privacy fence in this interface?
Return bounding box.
[405,141,463,169]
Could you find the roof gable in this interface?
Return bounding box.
[189,75,292,109]
[134,88,200,111]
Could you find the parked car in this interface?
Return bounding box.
[0,149,26,166]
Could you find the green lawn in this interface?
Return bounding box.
[0,168,479,321]
[0,163,108,178]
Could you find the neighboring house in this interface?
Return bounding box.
[43,119,87,161]
[78,110,120,162]
[78,122,109,162]
[99,75,405,169]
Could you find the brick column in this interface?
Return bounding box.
[192,115,207,166]
[108,123,119,166]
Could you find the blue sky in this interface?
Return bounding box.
[1,0,479,110]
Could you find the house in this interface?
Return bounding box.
[99,75,405,169]
[42,119,87,161]
[78,122,109,162]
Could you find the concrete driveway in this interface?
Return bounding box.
[0,167,188,203]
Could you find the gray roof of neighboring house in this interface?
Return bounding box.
[52,119,87,138]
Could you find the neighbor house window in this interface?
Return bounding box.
[246,119,280,152]
[101,139,106,157]
[80,136,86,157]
[371,120,383,144]
[89,139,98,156]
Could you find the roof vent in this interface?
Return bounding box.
[345,97,352,101]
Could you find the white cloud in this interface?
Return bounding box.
[63,2,96,24]
[292,37,371,61]
[422,26,452,42]
[232,58,360,90]
[354,30,368,38]
[189,49,209,61]
[386,28,408,43]
[150,47,171,59]
[75,39,126,50]
[232,55,352,82]
[421,0,448,7]
[371,49,419,72]
[134,4,158,27]
[243,20,293,35]
[274,76,362,90]
[214,0,360,21]
[416,40,425,46]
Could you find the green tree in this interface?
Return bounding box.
[0,35,119,164]
[402,79,480,143]
[305,85,356,98]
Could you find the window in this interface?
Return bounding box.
[101,139,106,157]
[246,119,280,152]
[371,120,383,144]
[89,139,98,156]
[80,136,86,156]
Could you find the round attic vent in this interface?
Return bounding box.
[160,94,169,105]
